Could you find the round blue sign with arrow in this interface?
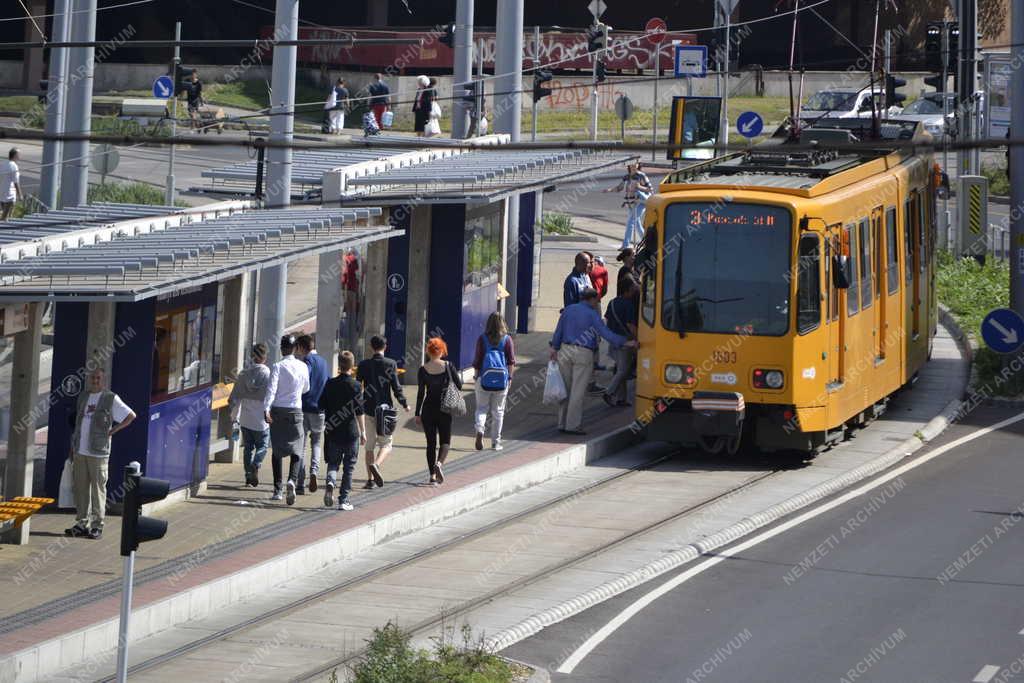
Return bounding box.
[152,75,174,99]
[981,307,1024,354]
[736,111,763,138]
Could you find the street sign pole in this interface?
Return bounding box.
[532,25,540,143]
[1010,0,1024,320]
[591,55,599,142]
[941,25,951,250]
[651,46,658,161]
[722,7,730,157]
[166,21,180,207]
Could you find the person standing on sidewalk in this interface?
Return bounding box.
[319,351,366,511]
[1,148,23,221]
[603,276,640,407]
[549,289,632,435]
[356,335,410,489]
[563,252,593,309]
[228,343,272,487]
[412,75,433,137]
[295,334,328,494]
[368,73,391,128]
[415,338,462,485]
[591,255,609,299]
[65,368,136,539]
[603,162,652,250]
[472,312,515,452]
[265,335,310,505]
[615,247,637,295]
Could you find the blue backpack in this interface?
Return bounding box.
[479,335,510,391]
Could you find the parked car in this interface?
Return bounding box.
[799,88,902,125]
[893,92,957,138]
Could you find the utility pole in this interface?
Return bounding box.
[165,21,180,206]
[721,6,730,151]
[941,25,951,249]
[39,0,70,210]
[257,0,298,361]
[1010,0,1023,318]
[477,38,485,135]
[956,0,977,176]
[532,25,540,142]
[495,0,523,330]
[651,45,658,161]
[61,0,97,208]
[451,0,474,139]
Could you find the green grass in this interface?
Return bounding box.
[347,622,516,683]
[936,250,1023,396]
[981,162,1010,197]
[541,212,575,235]
[0,96,43,115]
[9,181,186,220]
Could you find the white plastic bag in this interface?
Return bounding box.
[424,118,441,137]
[430,100,442,120]
[58,459,74,509]
[543,361,568,405]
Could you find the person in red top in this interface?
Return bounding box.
[341,249,359,340]
[591,255,609,299]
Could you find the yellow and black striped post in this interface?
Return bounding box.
[958,175,989,260]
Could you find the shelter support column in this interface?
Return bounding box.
[87,301,116,375]
[403,205,432,384]
[257,265,287,362]
[215,274,250,464]
[2,303,44,545]
[317,250,344,375]
[362,240,388,358]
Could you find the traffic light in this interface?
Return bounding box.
[586,23,608,53]
[120,467,169,557]
[440,23,455,49]
[947,23,959,71]
[924,73,946,93]
[533,69,553,102]
[885,74,907,108]
[595,61,607,83]
[459,79,480,104]
[925,22,943,72]
[173,63,195,95]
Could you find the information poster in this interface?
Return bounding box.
[985,54,1011,139]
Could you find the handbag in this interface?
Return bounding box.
[424,118,441,137]
[58,458,74,509]
[439,362,467,416]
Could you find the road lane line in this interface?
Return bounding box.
[974,665,1001,682]
[1019,627,1024,635]
[556,410,1024,675]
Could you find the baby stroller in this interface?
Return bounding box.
[362,111,381,137]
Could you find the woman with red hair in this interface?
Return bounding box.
[415,337,463,484]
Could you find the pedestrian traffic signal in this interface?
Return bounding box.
[925,22,944,72]
[440,24,455,49]
[885,74,907,108]
[947,23,959,71]
[533,69,553,102]
[586,23,608,54]
[120,468,169,557]
[924,73,946,93]
[595,61,607,83]
[459,79,481,104]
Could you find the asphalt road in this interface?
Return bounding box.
[505,404,1024,682]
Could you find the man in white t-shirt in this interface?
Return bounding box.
[0,148,22,221]
[65,367,136,539]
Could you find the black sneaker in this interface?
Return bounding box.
[286,481,296,506]
[65,524,88,537]
[88,527,103,540]
[362,479,375,489]
[369,463,384,488]
[475,432,484,451]
[309,474,318,493]
[602,393,615,408]
[323,481,335,508]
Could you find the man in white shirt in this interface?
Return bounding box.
[264,335,310,504]
[1,148,22,221]
[228,343,271,488]
[65,367,136,539]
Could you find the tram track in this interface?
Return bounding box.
[99,447,783,682]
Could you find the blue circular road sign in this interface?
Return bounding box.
[152,75,174,99]
[736,111,764,138]
[981,307,1024,354]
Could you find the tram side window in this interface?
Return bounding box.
[918,194,927,273]
[858,218,872,308]
[829,231,841,321]
[904,200,913,285]
[797,234,821,334]
[846,225,860,316]
[886,207,899,294]
[640,227,657,326]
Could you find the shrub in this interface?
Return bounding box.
[88,181,187,207]
[541,212,574,235]
[981,162,1010,197]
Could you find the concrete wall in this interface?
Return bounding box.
[0,59,935,118]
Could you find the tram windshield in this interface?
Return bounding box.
[661,202,792,336]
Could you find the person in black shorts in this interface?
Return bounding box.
[182,69,203,130]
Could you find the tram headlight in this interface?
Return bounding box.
[753,369,785,389]
[664,364,695,385]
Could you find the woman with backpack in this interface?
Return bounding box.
[472,312,516,451]
[415,337,463,485]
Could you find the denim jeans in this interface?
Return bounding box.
[622,203,644,249]
[325,436,360,504]
[241,427,269,474]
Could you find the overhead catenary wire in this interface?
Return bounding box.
[0,0,155,23]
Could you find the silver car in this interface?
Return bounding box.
[895,93,957,139]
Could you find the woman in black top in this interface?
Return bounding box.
[318,351,365,510]
[415,337,462,485]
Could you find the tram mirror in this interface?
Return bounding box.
[832,254,852,289]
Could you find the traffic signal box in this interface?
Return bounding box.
[120,470,169,557]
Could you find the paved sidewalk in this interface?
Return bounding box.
[0,230,632,656]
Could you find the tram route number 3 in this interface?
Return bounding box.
[712,350,737,364]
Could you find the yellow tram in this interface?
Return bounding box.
[635,122,939,453]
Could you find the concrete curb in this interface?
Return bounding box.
[502,656,551,683]
[484,336,968,654]
[2,427,641,683]
[541,233,598,243]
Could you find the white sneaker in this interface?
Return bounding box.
[492,440,503,451]
[323,481,335,508]
[339,501,354,511]
[286,480,296,506]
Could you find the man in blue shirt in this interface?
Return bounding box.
[550,288,634,434]
[563,252,594,309]
[603,276,640,407]
[296,334,329,494]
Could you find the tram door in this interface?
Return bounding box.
[871,207,884,361]
[826,225,843,389]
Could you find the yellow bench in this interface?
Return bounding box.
[0,497,54,531]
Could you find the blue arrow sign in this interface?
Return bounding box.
[981,307,1024,354]
[674,45,707,78]
[152,75,174,99]
[736,111,764,138]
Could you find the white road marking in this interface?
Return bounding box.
[973,664,1001,682]
[556,410,1024,675]
[1019,627,1024,635]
